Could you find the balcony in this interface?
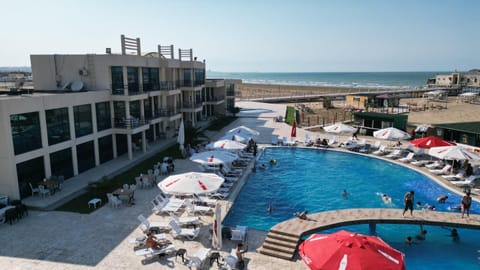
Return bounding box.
[111,84,144,96]
[113,117,149,129]
[159,81,178,91]
[182,101,203,110]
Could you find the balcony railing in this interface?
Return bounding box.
[111,84,144,96]
[113,117,148,129]
[206,96,225,102]
[182,102,203,109]
[159,81,178,91]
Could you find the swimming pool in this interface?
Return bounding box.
[223,147,480,269]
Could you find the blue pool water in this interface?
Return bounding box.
[223,147,480,269]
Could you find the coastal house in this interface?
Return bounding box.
[0,35,235,200]
[428,69,480,94]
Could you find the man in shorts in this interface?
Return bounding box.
[402,190,415,217]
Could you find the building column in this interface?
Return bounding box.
[127,134,133,160]
[68,107,79,175]
[122,66,128,96]
[112,134,118,158]
[91,104,100,166]
[142,131,147,153]
[38,110,52,177]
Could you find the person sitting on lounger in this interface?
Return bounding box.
[146,232,171,250]
[295,210,308,220]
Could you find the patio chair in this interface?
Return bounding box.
[168,212,200,227]
[271,135,278,145]
[185,199,213,215]
[358,144,371,153]
[29,183,39,196]
[231,225,247,242]
[304,134,313,146]
[186,247,211,269]
[209,191,229,200]
[168,220,200,240]
[398,152,415,163]
[38,185,50,197]
[135,177,143,189]
[107,193,122,208]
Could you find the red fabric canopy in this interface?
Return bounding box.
[291,121,297,138]
[299,230,405,270]
[410,136,455,149]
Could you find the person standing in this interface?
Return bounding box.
[461,192,472,219]
[402,190,415,217]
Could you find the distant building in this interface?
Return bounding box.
[0,35,236,200]
[428,69,480,91]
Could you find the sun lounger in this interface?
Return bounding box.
[451,175,480,187]
[193,193,218,206]
[271,135,278,145]
[138,214,170,231]
[429,164,452,175]
[372,145,387,155]
[442,173,464,181]
[185,199,213,215]
[398,152,415,163]
[168,212,200,227]
[385,149,403,159]
[168,220,200,240]
[135,244,176,264]
[410,160,430,167]
[231,225,247,242]
[425,161,443,169]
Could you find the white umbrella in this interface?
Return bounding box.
[190,151,238,165]
[323,123,357,134]
[206,140,247,152]
[226,125,259,137]
[177,119,185,150]
[158,172,224,195]
[429,146,480,161]
[373,127,411,140]
[220,134,249,144]
[212,203,222,250]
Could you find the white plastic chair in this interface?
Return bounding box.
[107,193,122,208]
[168,220,200,240]
[29,183,39,196]
[38,185,50,197]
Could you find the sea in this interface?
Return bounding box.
[206,71,450,89]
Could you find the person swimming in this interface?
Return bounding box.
[342,189,348,198]
[381,194,392,204]
[259,164,266,170]
[269,159,277,164]
[267,203,273,213]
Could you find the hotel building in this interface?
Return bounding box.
[0,36,236,201]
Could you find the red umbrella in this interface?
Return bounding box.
[410,136,455,149]
[299,230,405,270]
[291,121,297,138]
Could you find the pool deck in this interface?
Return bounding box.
[260,208,480,259]
[1,100,479,270]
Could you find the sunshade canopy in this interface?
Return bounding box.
[429,146,480,161]
[373,127,411,140]
[323,123,357,134]
[299,230,405,270]
[190,151,238,165]
[410,136,455,149]
[206,140,247,152]
[158,172,224,195]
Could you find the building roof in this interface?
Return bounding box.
[434,122,480,134]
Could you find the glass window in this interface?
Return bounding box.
[113,101,126,128]
[98,135,113,164]
[16,156,45,199]
[129,100,141,118]
[115,134,127,155]
[10,112,42,155]
[46,108,70,145]
[111,66,124,93]
[95,102,111,131]
[194,69,205,85]
[183,69,191,86]
[74,104,93,137]
[127,67,139,94]
[142,67,159,91]
[50,148,73,180]
[76,141,95,173]
[144,98,152,119]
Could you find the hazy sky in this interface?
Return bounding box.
[2,0,479,72]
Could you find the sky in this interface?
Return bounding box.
[2,0,479,72]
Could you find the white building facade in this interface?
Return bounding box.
[0,36,237,200]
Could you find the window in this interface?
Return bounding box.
[16,156,45,198]
[129,100,141,118]
[50,148,73,180]
[183,69,191,86]
[76,141,95,173]
[115,134,127,155]
[74,104,93,137]
[142,68,159,91]
[111,66,124,94]
[46,108,70,145]
[95,102,111,131]
[127,67,139,94]
[10,112,42,155]
[98,135,113,164]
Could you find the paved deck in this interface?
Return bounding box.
[260,208,480,259]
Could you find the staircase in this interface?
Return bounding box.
[258,229,300,260]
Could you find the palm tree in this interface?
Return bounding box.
[184,124,209,147]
